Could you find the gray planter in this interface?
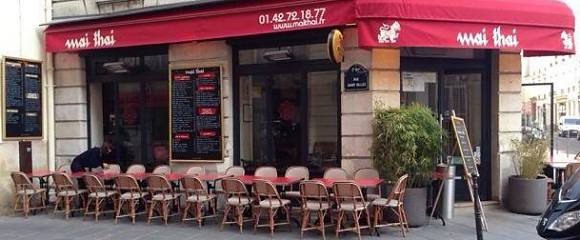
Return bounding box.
[403,187,427,227]
[507,175,547,215]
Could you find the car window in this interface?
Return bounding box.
[564,119,580,125]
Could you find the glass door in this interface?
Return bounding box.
[239,70,339,175]
[102,80,168,171]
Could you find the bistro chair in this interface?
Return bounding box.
[181,176,218,228]
[323,168,348,180]
[52,172,87,220]
[104,164,121,174]
[299,180,333,240]
[114,174,149,224]
[82,173,118,221]
[225,166,245,176]
[220,177,253,233]
[354,168,381,200]
[146,174,181,226]
[57,164,72,174]
[372,174,409,236]
[186,166,206,176]
[332,181,372,240]
[252,179,292,237]
[10,172,46,218]
[152,165,172,174]
[564,163,580,181]
[254,166,278,178]
[126,164,146,174]
[283,166,310,199]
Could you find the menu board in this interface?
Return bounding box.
[451,116,479,175]
[170,67,223,162]
[2,57,43,140]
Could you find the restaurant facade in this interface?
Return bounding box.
[33,0,575,205]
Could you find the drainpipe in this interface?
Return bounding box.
[45,0,55,171]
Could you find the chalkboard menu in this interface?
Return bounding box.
[170,67,223,162]
[2,57,43,140]
[451,116,479,175]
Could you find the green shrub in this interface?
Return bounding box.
[371,103,445,188]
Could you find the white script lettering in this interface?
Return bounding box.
[93,30,116,47]
[456,28,488,47]
[492,26,518,48]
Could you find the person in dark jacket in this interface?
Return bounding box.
[71,141,113,173]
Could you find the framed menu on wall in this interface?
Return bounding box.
[2,57,43,140]
[169,66,223,162]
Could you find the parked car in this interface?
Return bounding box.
[558,116,580,138]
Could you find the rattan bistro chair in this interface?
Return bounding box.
[126,164,146,174]
[220,177,253,233]
[372,174,409,236]
[299,180,333,240]
[11,172,46,218]
[82,173,118,221]
[114,174,149,224]
[146,174,181,226]
[52,172,87,220]
[332,181,372,240]
[152,165,172,174]
[354,168,381,200]
[181,176,218,228]
[323,168,348,180]
[252,179,292,237]
[283,166,310,199]
[185,166,206,176]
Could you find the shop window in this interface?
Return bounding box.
[239,44,327,65]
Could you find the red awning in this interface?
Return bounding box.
[44,0,355,52]
[356,0,576,56]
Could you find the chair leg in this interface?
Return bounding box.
[268,208,275,237]
[285,206,292,231]
[354,210,362,240]
[221,204,231,231]
[254,207,261,234]
[237,206,244,234]
[84,198,93,221]
[300,209,308,239]
[65,196,71,220]
[319,210,327,240]
[23,196,30,218]
[335,211,344,239]
[182,202,191,225]
[115,199,123,224]
[131,200,137,225]
[148,201,156,225]
[196,202,202,229]
[13,195,20,215]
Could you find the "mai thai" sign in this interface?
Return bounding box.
[64,29,116,50]
[456,26,518,48]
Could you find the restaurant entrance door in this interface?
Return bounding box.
[238,69,340,176]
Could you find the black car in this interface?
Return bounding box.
[537,169,580,239]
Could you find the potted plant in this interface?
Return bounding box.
[508,137,548,215]
[371,103,445,227]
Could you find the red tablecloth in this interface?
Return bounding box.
[311,178,384,188]
[237,175,303,186]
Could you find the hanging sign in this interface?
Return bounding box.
[2,57,43,140]
[344,64,369,91]
[327,29,344,63]
[170,66,223,162]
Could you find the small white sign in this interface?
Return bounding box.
[401,72,437,92]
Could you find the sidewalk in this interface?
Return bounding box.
[0,204,542,240]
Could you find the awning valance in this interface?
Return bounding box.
[356,0,576,56]
[44,0,354,52]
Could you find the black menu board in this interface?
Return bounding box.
[170,67,223,162]
[451,116,479,175]
[2,57,43,140]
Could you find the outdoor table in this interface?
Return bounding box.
[544,157,579,186]
[236,175,303,186]
[311,178,384,188]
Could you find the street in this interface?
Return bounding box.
[552,134,580,157]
